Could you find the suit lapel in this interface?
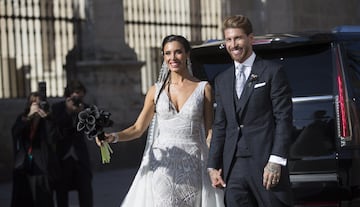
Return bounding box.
[237,58,265,117]
[222,66,237,119]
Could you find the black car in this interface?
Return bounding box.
[190,26,360,206]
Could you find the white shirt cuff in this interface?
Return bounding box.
[269,155,287,166]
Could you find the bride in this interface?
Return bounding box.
[98,34,224,207]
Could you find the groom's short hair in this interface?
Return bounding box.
[223,15,253,35]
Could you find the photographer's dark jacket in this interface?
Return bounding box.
[51,101,91,170]
[12,114,58,176]
[11,113,58,207]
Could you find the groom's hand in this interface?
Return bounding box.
[208,168,226,188]
[263,162,281,190]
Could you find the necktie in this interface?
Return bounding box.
[235,65,246,99]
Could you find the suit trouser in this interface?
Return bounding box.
[225,157,288,207]
[55,157,93,207]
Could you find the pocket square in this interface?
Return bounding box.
[254,82,266,88]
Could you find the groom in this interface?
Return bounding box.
[207,15,293,207]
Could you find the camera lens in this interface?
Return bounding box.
[71,96,82,107]
[39,101,49,112]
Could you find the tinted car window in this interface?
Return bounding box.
[255,44,333,97]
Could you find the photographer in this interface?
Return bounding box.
[11,92,57,207]
[51,80,93,207]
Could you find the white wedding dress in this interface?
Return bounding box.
[121,81,224,207]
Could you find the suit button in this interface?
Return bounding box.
[239,125,244,128]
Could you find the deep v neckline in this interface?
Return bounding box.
[166,82,202,113]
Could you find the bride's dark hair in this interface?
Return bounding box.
[161,34,191,54]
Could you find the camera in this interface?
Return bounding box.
[70,96,83,107]
[38,81,50,112]
[39,101,49,112]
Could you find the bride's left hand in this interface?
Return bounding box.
[95,133,114,147]
[95,137,103,147]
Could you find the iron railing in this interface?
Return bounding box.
[0,0,85,98]
[123,0,223,93]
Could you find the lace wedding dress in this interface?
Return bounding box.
[121,81,224,207]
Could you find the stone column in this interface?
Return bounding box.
[77,0,144,126]
[81,0,137,61]
[74,0,145,170]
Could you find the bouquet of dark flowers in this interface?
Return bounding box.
[77,105,114,163]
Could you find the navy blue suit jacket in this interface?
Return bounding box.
[208,56,293,205]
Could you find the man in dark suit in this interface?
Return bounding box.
[51,80,93,207]
[207,15,293,207]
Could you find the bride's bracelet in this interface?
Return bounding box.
[111,132,120,143]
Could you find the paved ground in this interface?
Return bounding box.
[2,167,360,207]
[0,168,137,207]
[0,135,145,207]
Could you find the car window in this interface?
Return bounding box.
[344,41,360,97]
[256,45,333,97]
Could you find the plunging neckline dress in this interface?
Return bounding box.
[121,81,224,207]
